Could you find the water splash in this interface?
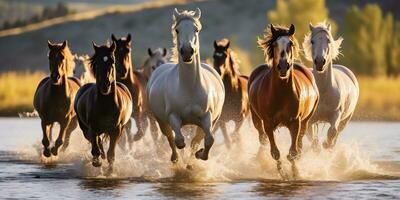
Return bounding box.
[9,119,398,182]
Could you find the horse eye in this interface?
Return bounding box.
[194,28,199,33]
[311,40,314,45]
[175,29,179,34]
[327,39,331,44]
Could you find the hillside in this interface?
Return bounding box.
[0,0,398,73]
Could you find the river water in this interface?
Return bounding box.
[0,118,399,199]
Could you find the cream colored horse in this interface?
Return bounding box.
[147,8,225,163]
[303,22,359,149]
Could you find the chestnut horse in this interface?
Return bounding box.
[213,38,249,148]
[34,40,81,157]
[111,34,158,145]
[74,42,132,174]
[249,24,319,179]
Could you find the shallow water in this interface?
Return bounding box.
[0,118,399,199]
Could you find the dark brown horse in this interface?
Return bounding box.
[212,38,249,148]
[111,34,158,144]
[34,40,81,157]
[248,24,319,179]
[74,42,132,174]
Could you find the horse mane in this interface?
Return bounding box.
[303,21,343,61]
[225,49,241,89]
[257,24,299,64]
[170,10,202,63]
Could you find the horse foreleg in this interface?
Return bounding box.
[323,112,341,149]
[90,130,102,167]
[287,119,300,161]
[133,112,147,141]
[195,114,214,161]
[158,120,178,163]
[61,116,78,152]
[307,123,320,152]
[41,121,52,157]
[149,114,159,145]
[168,114,185,149]
[106,127,122,175]
[250,108,267,158]
[297,120,309,154]
[190,127,204,154]
[51,118,71,156]
[232,117,245,147]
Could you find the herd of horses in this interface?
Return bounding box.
[33,8,359,178]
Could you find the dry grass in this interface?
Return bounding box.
[0,72,45,116]
[0,72,399,120]
[354,76,400,121]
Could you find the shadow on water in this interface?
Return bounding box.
[153,181,220,199]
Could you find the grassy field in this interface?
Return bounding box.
[0,72,399,121]
[0,72,45,116]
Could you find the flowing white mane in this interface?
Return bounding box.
[170,9,202,62]
[303,21,343,61]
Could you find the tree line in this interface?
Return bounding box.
[267,0,400,77]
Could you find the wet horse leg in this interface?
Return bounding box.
[51,118,71,156]
[122,118,133,149]
[90,129,102,167]
[106,127,123,175]
[323,112,341,149]
[41,121,52,157]
[306,123,320,152]
[288,119,301,179]
[149,114,159,145]
[297,119,310,154]
[195,113,214,160]
[61,116,78,152]
[232,117,245,147]
[264,123,284,177]
[250,109,267,158]
[133,112,149,141]
[327,114,351,148]
[168,114,185,149]
[158,120,178,163]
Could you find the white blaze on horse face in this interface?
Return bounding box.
[274,36,293,78]
[103,56,108,62]
[312,31,331,71]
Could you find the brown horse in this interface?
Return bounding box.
[74,42,132,174]
[33,40,81,157]
[111,34,158,145]
[212,38,249,148]
[248,24,319,179]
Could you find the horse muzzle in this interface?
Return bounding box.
[314,58,326,72]
[180,46,194,63]
[99,82,111,95]
[50,73,61,84]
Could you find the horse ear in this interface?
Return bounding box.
[110,42,116,52]
[111,34,117,42]
[92,41,100,52]
[288,24,295,36]
[61,40,67,49]
[213,40,218,49]
[194,8,201,19]
[148,48,153,56]
[173,8,180,19]
[225,40,230,49]
[309,23,314,31]
[126,33,132,43]
[270,24,277,36]
[162,48,167,57]
[47,40,54,49]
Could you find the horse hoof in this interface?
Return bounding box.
[50,147,58,156]
[43,149,51,157]
[195,148,208,160]
[92,158,102,167]
[175,139,186,149]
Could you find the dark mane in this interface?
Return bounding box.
[257,24,299,63]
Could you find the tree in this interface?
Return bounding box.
[267,0,337,47]
[343,4,395,76]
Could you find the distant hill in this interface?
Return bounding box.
[0,0,398,73]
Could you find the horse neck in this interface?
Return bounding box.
[314,59,334,91]
[50,71,69,97]
[224,53,239,88]
[97,75,118,104]
[271,64,295,91]
[178,50,201,89]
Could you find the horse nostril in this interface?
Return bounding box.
[322,59,326,65]
[314,58,317,64]
[190,47,194,55]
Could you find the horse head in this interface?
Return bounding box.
[90,42,116,95]
[47,40,73,85]
[213,38,230,75]
[143,47,168,78]
[111,33,132,79]
[172,8,202,63]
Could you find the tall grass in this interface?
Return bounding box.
[0,71,45,116]
[354,76,400,121]
[0,72,399,120]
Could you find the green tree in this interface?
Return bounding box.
[267,0,337,46]
[386,22,400,77]
[343,4,394,76]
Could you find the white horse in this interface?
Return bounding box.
[73,54,95,84]
[147,8,225,163]
[303,22,359,149]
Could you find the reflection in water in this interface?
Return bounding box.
[154,181,220,199]
[79,178,127,198]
